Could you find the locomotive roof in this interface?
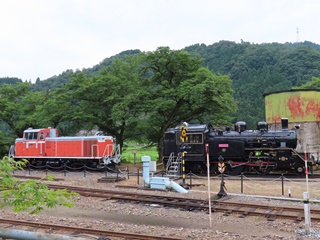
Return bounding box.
[24,128,45,133]
[174,123,211,131]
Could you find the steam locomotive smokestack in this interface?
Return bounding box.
[281,118,288,130]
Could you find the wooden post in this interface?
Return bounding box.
[131,149,138,165]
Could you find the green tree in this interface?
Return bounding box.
[140,47,237,157]
[0,83,47,137]
[233,66,292,127]
[293,77,320,89]
[0,83,52,157]
[66,55,144,151]
[32,87,82,136]
[0,129,14,157]
[278,46,320,86]
[0,157,77,214]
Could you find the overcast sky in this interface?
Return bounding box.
[0,0,319,82]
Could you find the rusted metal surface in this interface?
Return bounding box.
[264,89,320,123]
[264,89,320,159]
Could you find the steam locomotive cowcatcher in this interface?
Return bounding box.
[163,118,312,175]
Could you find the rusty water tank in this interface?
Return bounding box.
[263,89,320,160]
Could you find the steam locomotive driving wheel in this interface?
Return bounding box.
[295,163,305,175]
[225,164,245,175]
[190,162,207,174]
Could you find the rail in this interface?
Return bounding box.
[46,184,320,222]
[0,218,183,240]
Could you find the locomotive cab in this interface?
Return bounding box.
[163,123,211,174]
[23,127,59,141]
[15,128,60,157]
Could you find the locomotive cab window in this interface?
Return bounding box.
[177,133,203,144]
[39,132,44,140]
[164,132,175,141]
[24,132,38,140]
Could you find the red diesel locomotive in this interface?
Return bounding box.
[8,127,120,168]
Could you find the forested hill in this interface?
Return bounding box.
[2,41,320,127]
[184,40,320,126]
[0,77,22,86]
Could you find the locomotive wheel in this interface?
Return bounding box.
[210,163,218,174]
[227,165,245,175]
[192,163,207,174]
[253,166,273,175]
[295,164,305,175]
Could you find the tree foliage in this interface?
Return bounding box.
[0,157,77,214]
[294,77,320,89]
[64,55,145,151]
[139,47,237,156]
[0,82,48,137]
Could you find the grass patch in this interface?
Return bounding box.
[121,144,159,163]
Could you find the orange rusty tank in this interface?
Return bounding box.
[264,89,320,162]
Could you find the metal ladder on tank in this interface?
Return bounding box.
[166,152,182,177]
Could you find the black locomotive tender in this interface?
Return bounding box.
[163,118,312,175]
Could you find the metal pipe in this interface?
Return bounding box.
[142,156,188,193]
[142,155,151,184]
[0,227,85,240]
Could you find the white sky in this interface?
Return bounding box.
[0,0,319,82]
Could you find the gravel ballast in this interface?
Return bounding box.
[3,170,320,240]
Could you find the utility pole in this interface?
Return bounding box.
[296,27,300,43]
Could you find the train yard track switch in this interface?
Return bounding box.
[217,155,227,198]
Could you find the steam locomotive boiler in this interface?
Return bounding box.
[163,118,312,175]
[8,127,120,168]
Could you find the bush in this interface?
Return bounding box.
[121,144,158,163]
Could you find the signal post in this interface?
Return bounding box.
[179,122,188,188]
[217,155,227,198]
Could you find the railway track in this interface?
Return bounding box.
[47,184,320,223]
[0,218,183,240]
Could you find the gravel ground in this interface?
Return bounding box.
[2,170,320,240]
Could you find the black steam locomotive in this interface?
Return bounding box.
[163,118,312,175]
